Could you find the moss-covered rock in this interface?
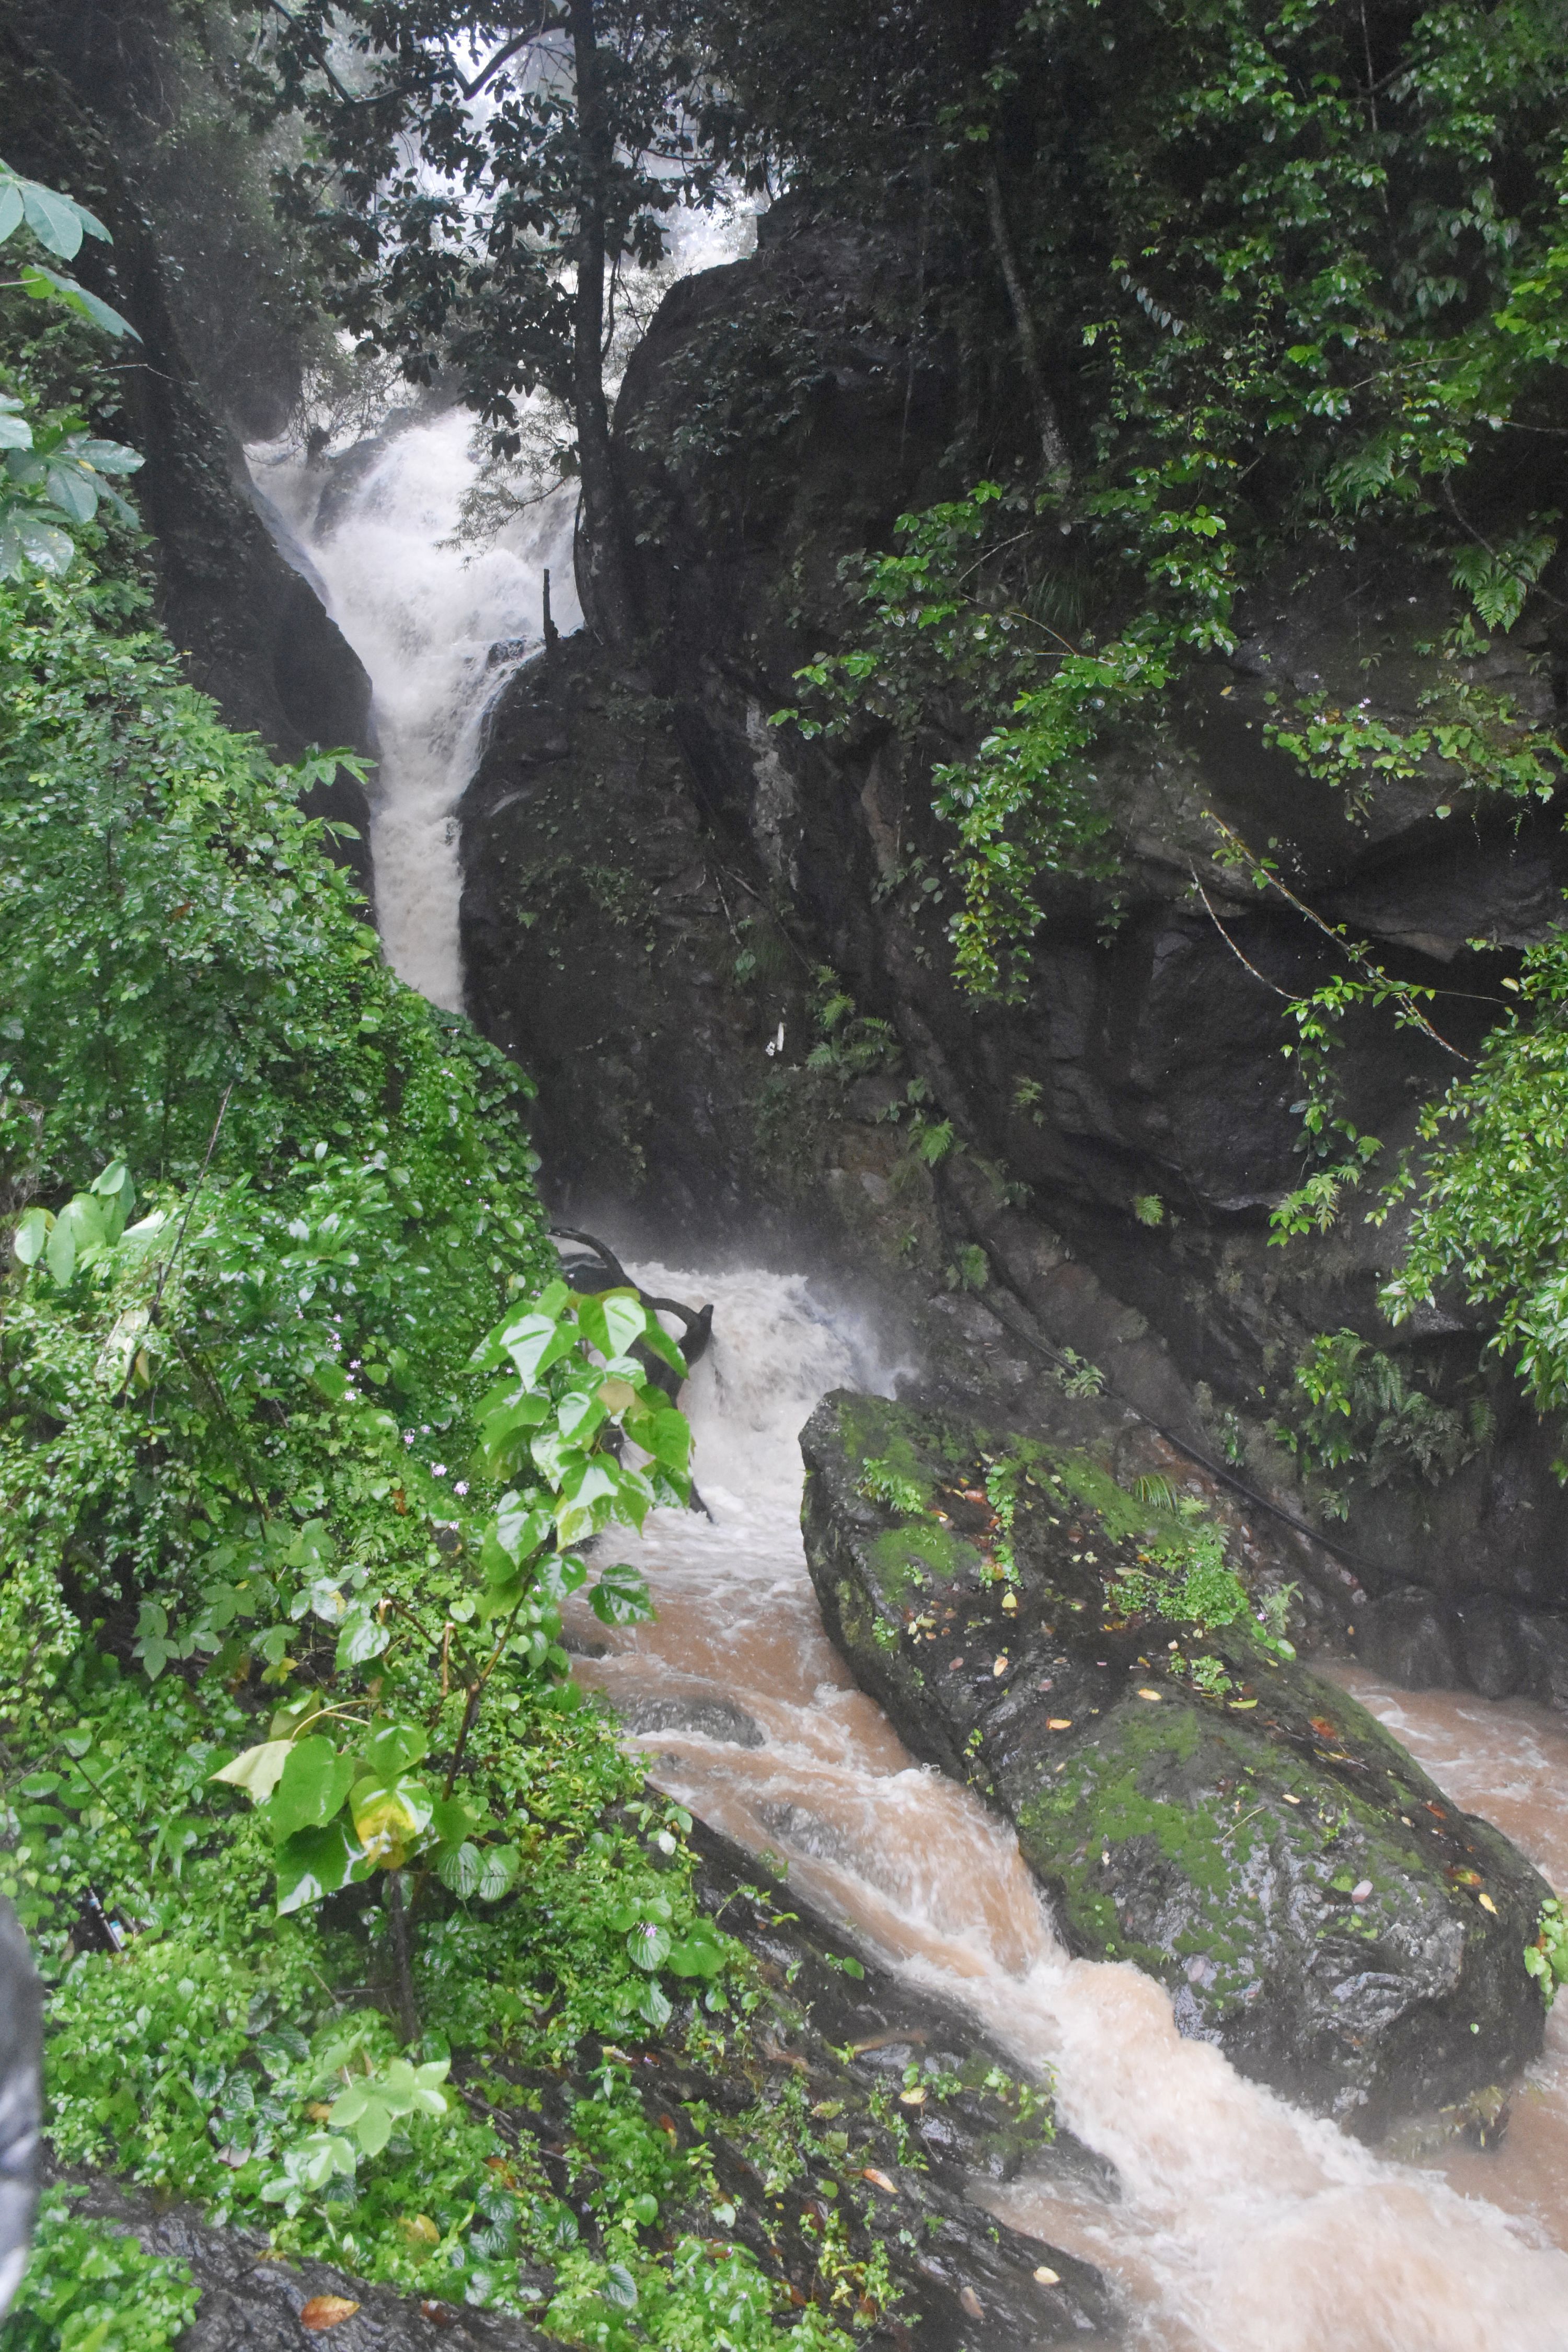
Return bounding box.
[801,1391,1551,2139]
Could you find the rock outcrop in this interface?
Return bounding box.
[800,1389,1552,2140]
[459,199,1568,1695]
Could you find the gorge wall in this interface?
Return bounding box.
[461,202,1568,1704]
[0,2,376,886]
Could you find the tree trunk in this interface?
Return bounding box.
[569,0,638,651]
[982,157,1071,490]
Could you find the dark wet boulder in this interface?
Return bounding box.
[801,1391,1552,2140]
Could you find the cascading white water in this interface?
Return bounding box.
[564,1264,1568,2352]
[250,408,580,1010]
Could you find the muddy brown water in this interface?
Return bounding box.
[561,1267,1568,2350]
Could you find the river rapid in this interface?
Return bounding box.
[248,400,1568,2350]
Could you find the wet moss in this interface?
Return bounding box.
[866,1520,984,1600]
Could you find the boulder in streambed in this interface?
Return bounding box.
[801,1392,1551,2140]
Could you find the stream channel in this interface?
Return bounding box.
[250,406,1568,2351]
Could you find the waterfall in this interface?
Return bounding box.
[250,406,580,1011]
[244,264,1568,2340]
[567,1262,1568,2352]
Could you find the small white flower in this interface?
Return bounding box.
[454,1480,469,1496]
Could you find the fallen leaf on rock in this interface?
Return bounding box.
[948,1656,964,1670]
[993,1656,1009,1676]
[1136,1688,1161,1701]
[1228,1698,1258,1710]
[1047,1717,1073,1730]
[860,2167,897,2193]
[299,2297,360,2332]
[1309,1716,1337,1738]
[899,2086,927,2105]
[959,2287,985,2321]
[1001,1590,1019,1613]
[1351,1880,1373,1903]
[1281,1793,1301,1805]
[1479,1892,1498,1915]
[1033,2266,1060,2286]
[420,2304,460,2329]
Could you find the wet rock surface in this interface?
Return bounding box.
[800,1390,1551,2138]
[40,1817,1116,2352]
[459,199,1568,1665]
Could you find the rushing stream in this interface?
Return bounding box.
[248,379,1568,2347]
[557,1269,1568,2350]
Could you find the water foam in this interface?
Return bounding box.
[571,1262,1568,2351]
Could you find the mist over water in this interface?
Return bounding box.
[569,1266,1568,2352]
[250,406,579,1010]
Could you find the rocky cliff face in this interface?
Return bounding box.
[0,9,375,894]
[462,204,1568,1704]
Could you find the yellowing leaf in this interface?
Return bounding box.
[211,1739,293,1804]
[1033,2266,1060,2286]
[300,2297,360,2331]
[1478,1892,1498,1915]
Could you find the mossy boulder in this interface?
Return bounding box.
[801,1391,1551,2139]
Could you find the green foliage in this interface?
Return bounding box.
[1,2191,197,2352]
[1381,927,1568,1417]
[1275,1331,1492,1516]
[1526,1897,1568,2005]
[0,159,141,579]
[762,0,1568,991]
[1108,1506,1249,1634]
[857,1455,929,1518]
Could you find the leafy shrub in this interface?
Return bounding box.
[1,2190,197,2352]
[1276,1330,1493,1517]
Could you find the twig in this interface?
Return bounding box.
[1203,816,1469,1062]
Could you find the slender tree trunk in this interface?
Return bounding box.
[385,1870,420,2047]
[569,0,638,651]
[982,157,1071,490]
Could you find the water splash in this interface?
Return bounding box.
[571,1263,1568,2350]
[250,408,579,1010]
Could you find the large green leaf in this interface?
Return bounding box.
[361,1720,428,1776]
[17,264,137,339]
[349,1771,435,1867]
[266,1735,355,1839]
[13,174,109,259]
[274,1816,368,1915]
[335,1601,390,1670]
[590,1561,654,1627]
[494,1489,552,1564]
